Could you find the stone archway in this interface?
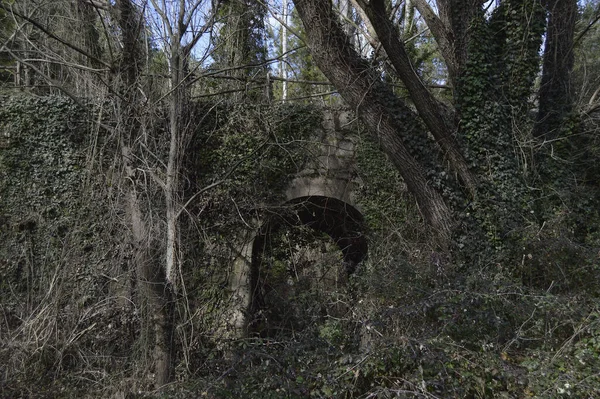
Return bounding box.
[248,196,367,337]
[225,109,365,337]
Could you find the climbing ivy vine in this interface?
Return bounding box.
[456,1,545,251]
[186,102,321,231]
[0,95,88,289]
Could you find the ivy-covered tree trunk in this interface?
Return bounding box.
[451,2,545,247]
[534,0,577,139]
[412,0,483,89]
[212,0,269,102]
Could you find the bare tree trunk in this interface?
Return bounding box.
[123,147,173,387]
[160,56,179,377]
[116,0,173,387]
[281,0,288,101]
[146,0,216,384]
[349,0,379,50]
[412,0,457,85]
[294,0,454,238]
[165,46,182,289]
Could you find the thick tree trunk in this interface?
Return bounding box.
[358,0,476,196]
[534,0,577,139]
[294,0,454,238]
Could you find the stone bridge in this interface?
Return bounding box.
[227,109,369,336]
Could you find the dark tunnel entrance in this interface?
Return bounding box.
[249,196,368,337]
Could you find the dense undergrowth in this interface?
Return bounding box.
[1,95,599,398]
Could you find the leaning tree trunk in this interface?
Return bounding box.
[294,0,454,238]
[357,0,476,196]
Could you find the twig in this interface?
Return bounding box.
[0,3,111,68]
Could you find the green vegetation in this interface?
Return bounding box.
[1,0,600,397]
[2,94,598,398]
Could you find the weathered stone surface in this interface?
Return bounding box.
[227,109,366,336]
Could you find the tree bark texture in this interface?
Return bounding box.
[123,149,173,387]
[293,0,454,238]
[358,0,476,196]
[165,45,183,291]
[535,0,577,139]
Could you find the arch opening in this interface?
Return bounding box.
[248,196,367,337]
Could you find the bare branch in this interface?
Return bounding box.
[0,3,112,69]
[574,8,600,47]
[281,90,338,101]
[336,0,379,50]
[349,0,380,49]
[183,0,210,29]
[411,0,458,83]
[183,2,218,55]
[149,0,174,39]
[20,58,109,73]
[259,0,306,45]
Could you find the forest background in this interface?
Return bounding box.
[1,0,600,397]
